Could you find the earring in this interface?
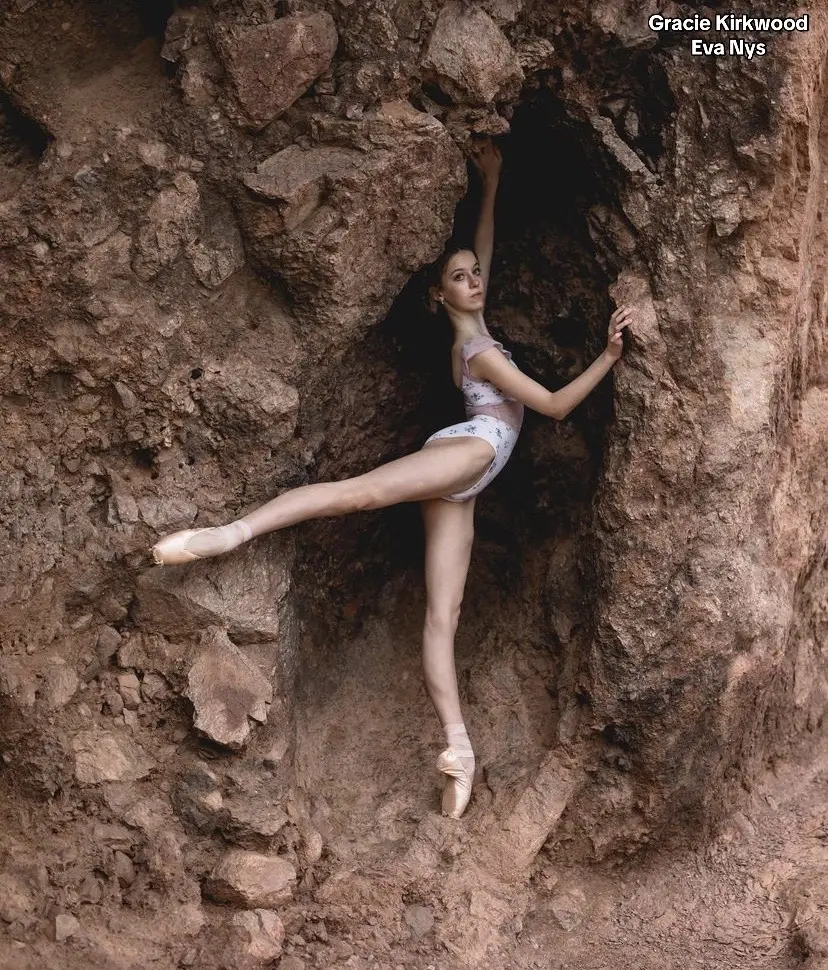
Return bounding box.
[438,297,445,304]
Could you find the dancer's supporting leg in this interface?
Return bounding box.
[421,496,477,818]
[152,438,495,564]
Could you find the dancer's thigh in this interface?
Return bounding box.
[354,437,495,508]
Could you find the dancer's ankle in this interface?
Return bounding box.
[444,721,475,773]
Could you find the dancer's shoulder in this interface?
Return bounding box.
[462,333,505,363]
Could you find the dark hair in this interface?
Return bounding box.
[425,242,478,313]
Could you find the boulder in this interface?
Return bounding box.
[243,144,362,217]
[133,533,293,644]
[232,909,285,962]
[0,873,36,924]
[54,913,80,942]
[550,888,588,932]
[136,496,199,533]
[73,730,154,785]
[117,671,142,710]
[224,797,290,849]
[422,1,524,105]
[185,629,273,750]
[404,904,434,938]
[204,849,296,908]
[215,14,338,129]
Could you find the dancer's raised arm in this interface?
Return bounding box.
[470,139,502,296]
[467,306,633,420]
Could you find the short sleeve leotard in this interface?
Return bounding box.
[423,333,524,502]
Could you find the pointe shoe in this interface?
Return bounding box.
[436,747,474,819]
[151,529,212,565]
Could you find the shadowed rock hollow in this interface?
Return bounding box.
[0,1,827,968]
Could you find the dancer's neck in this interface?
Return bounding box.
[448,308,488,344]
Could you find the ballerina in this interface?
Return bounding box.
[151,138,633,818]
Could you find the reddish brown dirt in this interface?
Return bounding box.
[1,2,827,968]
[3,581,827,968]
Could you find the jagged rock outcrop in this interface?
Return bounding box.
[238,101,467,338]
[214,13,339,129]
[422,1,524,104]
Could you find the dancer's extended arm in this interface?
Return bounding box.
[469,306,633,420]
[471,139,502,295]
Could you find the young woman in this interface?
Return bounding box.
[151,139,633,819]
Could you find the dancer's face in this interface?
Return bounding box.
[438,251,485,312]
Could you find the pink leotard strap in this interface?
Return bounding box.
[461,334,506,374]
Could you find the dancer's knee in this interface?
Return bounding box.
[424,603,462,640]
[352,478,389,512]
[333,479,375,514]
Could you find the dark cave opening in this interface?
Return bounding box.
[292,90,624,818]
[296,87,620,670]
[79,0,186,43]
[134,0,179,40]
[0,90,50,159]
[538,15,676,177]
[392,85,617,554]
[0,90,51,201]
[68,0,168,50]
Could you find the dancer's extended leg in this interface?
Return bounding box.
[151,438,494,564]
[421,496,477,818]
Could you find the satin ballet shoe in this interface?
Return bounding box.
[151,529,213,565]
[436,747,474,819]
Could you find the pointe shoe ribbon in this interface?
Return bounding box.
[436,747,474,819]
[151,529,211,566]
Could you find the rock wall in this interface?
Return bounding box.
[0,0,826,966]
[571,6,828,853]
